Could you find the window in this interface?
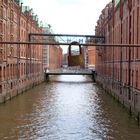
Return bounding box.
[10,64,12,78]
[10,23,14,33]
[3,66,5,80]
[10,10,14,21]
[126,69,127,84]
[123,2,127,15]
[136,70,138,88]
[132,47,134,60]
[136,47,139,59]
[3,0,8,5]
[7,64,9,78]
[128,92,131,100]
[0,6,3,18]
[11,82,13,89]
[0,85,2,94]
[132,70,134,86]
[0,21,3,33]
[134,0,136,6]
[0,36,2,51]
[126,47,128,60]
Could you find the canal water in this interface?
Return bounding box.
[0,75,140,140]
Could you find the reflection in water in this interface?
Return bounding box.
[0,75,140,140]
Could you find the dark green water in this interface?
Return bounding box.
[0,75,140,140]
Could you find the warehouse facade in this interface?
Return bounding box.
[95,0,140,116]
[0,0,63,103]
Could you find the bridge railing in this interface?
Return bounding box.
[28,33,105,45]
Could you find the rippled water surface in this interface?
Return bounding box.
[0,75,140,140]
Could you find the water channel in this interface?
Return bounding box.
[0,75,140,140]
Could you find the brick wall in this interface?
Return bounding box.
[95,0,140,114]
[82,46,96,68]
[0,0,44,101]
[48,45,63,71]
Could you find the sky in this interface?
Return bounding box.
[23,0,111,35]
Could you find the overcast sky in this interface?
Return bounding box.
[23,0,111,35]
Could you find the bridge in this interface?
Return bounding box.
[0,33,102,81]
[1,33,135,82]
[45,67,96,81]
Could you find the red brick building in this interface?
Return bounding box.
[83,46,96,69]
[0,0,44,103]
[0,1,64,103]
[48,44,63,71]
[95,0,140,116]
[42,27,63,72]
